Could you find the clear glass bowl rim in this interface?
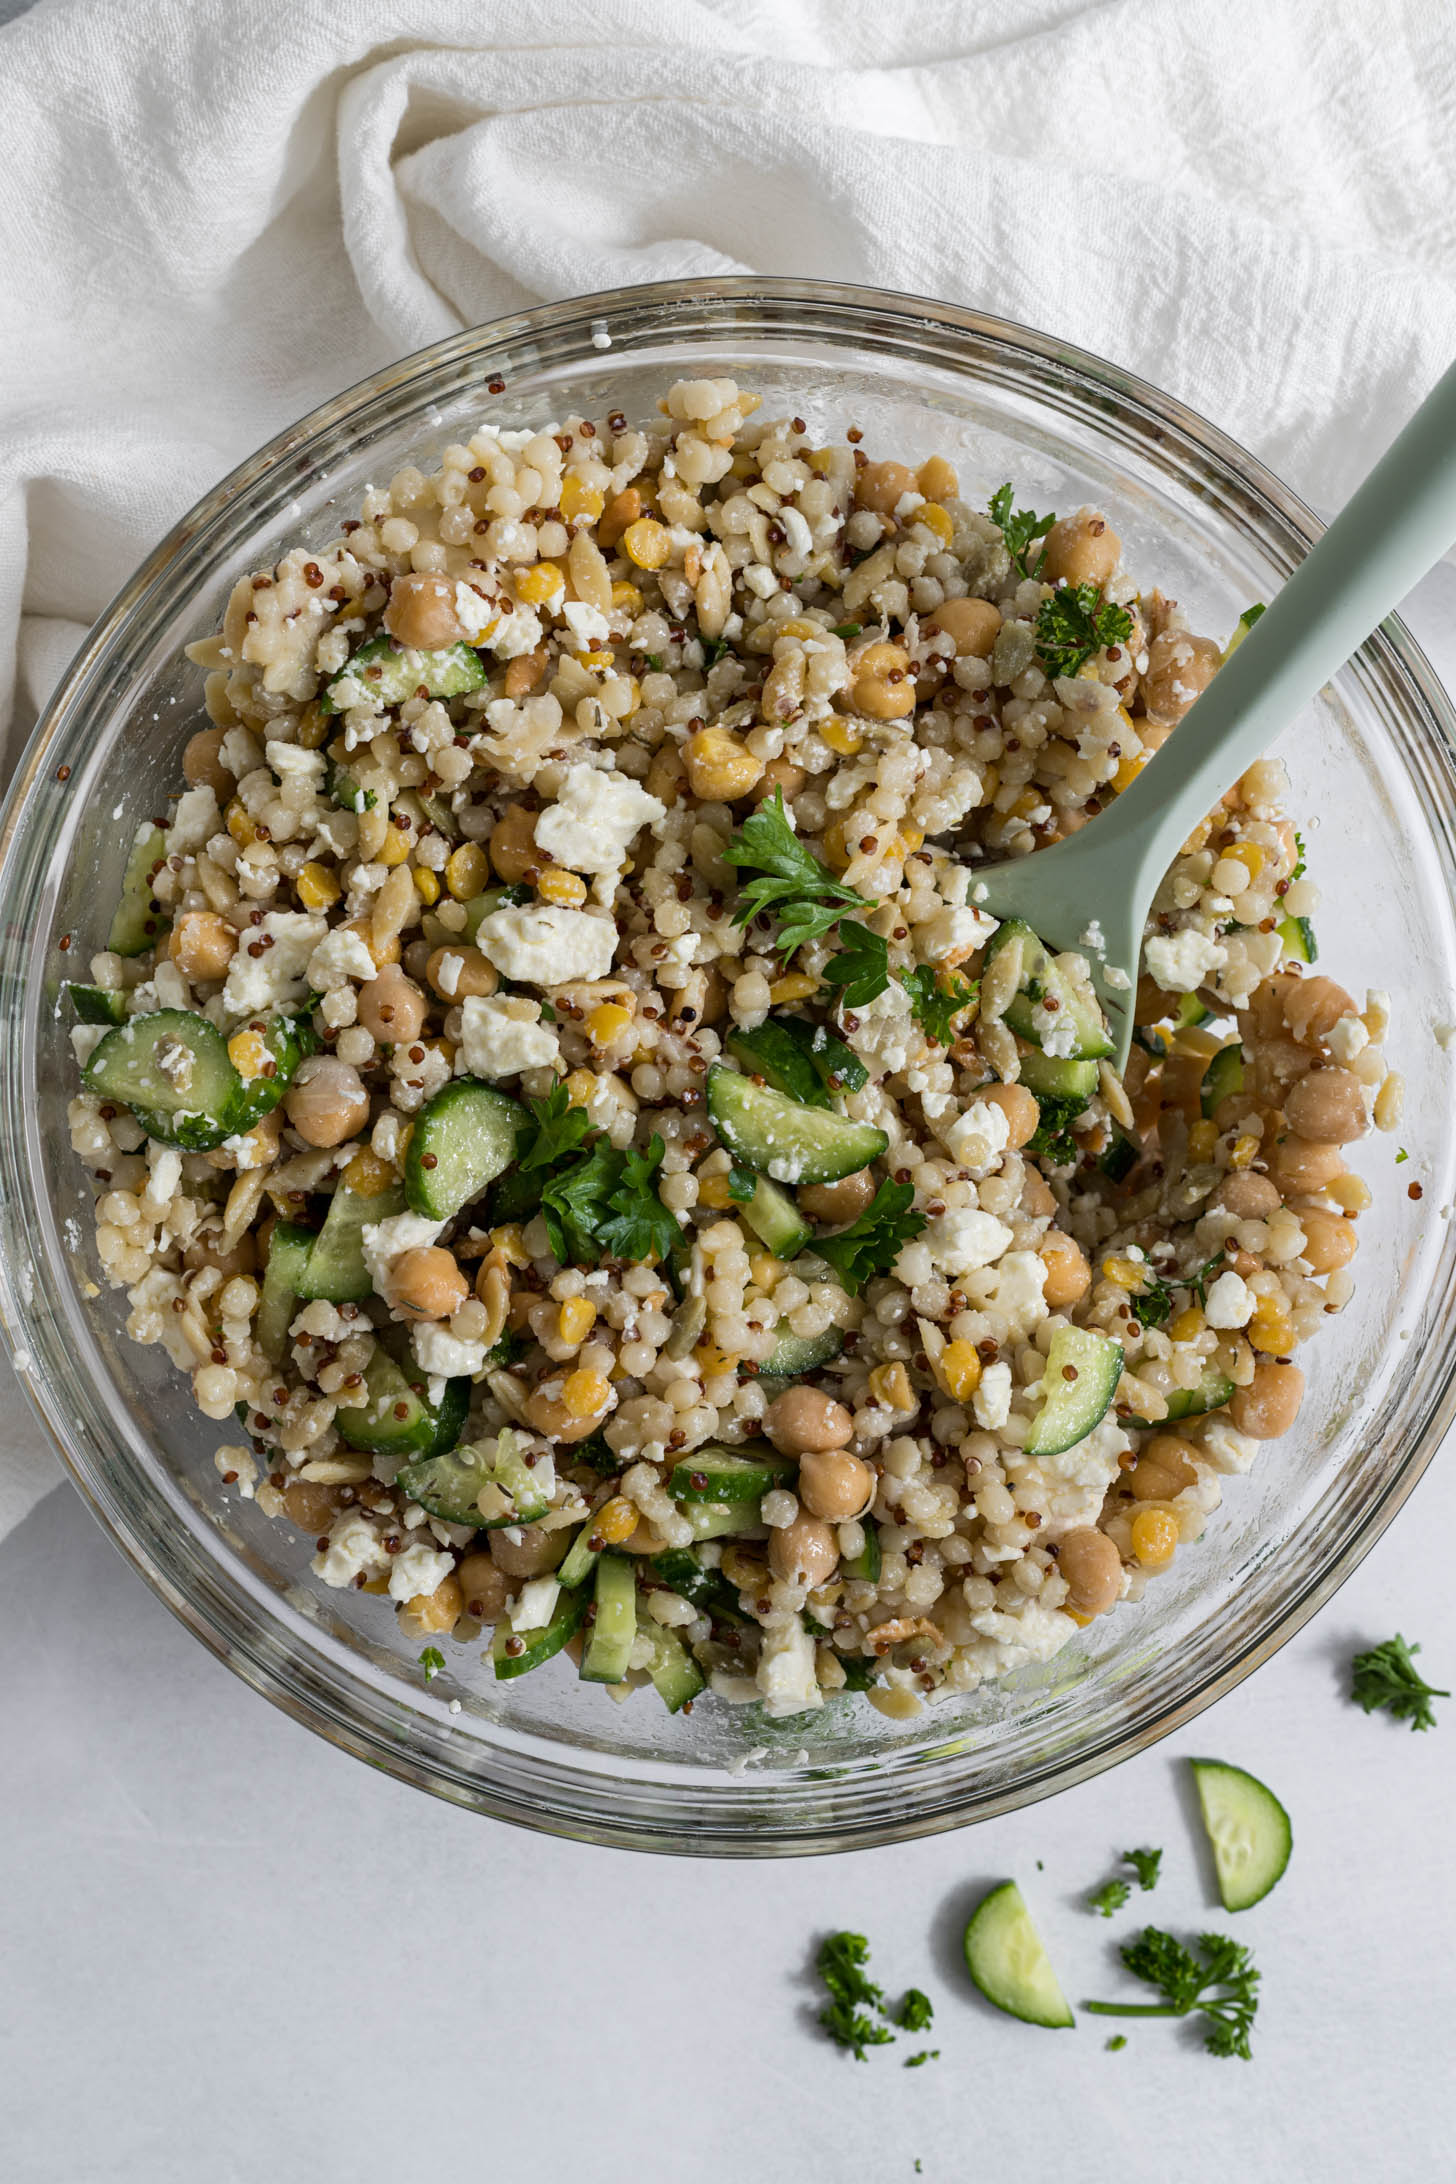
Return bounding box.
[4,275,1455,1857]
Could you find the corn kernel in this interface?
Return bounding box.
[819,717,863,755]
[412,866,441,906]
[445,844,489,900]
[557,1297,597,1346]
[769,972,819,1005]
[377,825,412,868]
[720,1546,767,1590]
[1113,753,1147,794]
[360,1572,392,1595]
[1130,1505,1180,1569]
[821,817,852,871]
[1249,1295,1295,1356]
[1230,1132,1260,1169]
[694,1341,742,1378]
[421,1037,456,1069]
[564,1069,598,1109]
[1064,1605,1095,1629]
[488,1224,530,1267]
[775,616,820,639]
[1011,787,1042,819]
[611,580,643,614]
[1102,1256,1144,1291]
[915,501,955,547]
[696,1172,735,1210]
[1188,1118,1218,1161]
[343,1148,398,1199]
[227,1028,269,1081]
[748,1253,781,1291]
[575,648,615,674]
[808,448,836,476]
[683,724,763,802]
[1168,1306,1204,1343]
[868,1362,914,1411]
[537,867,589,907]
[588,1001,634,1046]
[515,562,565,605]
[393,1121,414,1169]
[595,1495,638,1546]
[1227,841,1265,881]
[225,799,257,849]
[296,860,341,911]
[623,517,671,570]
[563,1367,611,1419]
[936,1340,982,1404]
[896,826,925,857]
[560,475,605,524]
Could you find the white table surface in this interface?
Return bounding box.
[6,568,1456,2184]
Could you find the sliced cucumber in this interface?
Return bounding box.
[404,1078,524,1220]
[841,1517,881,1584]
[492,1584,588,1680]
[1200,1043,1245,1119]
[963,1882,1074,2029]
[325,765,375,814]
[1024,1325,1124,1458]
[1123,1360,1236,1430]
[555,1522,601,1593]
[682,1500,756,1543]
[1174,992,1212,1031]
[668,1442,796,1504]
[257,1220,316,1363]
[298,1181,406,1303]
[638,1622,705,1712]
[83,1008,245,1150]
[738,1175,811,1260]
[1278,913,1318,965]
[322,633,487,714]
[988,917,1112,1061]
[726,1022,828,1107]
[66,984,127,1027]
[397,1429,550,1528]
[706,1065,886,1186]
[1016,1048,1099,1104]
[423,884,534,950]
[1222,601,1266,662]
[580,1553,638,1683]
[230,1010,321,1133]
[1098,1132,1140,1183]
[649,1546,749,1624]
[334,1350,470,1457]
[107,823,169,957]
[761,1324,844,1376]
[805,1023,868,1097]
[1190,1758,1292,1912]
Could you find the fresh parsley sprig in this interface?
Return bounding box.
[811,1181,926,1295]
[539,1131,682,1269]
[1027,1092,1088,1168]
[516,1080,592,1173]
[1351,1634,1448,1732]
[989,484,1056,580]
[1035,582,1133,679]
[817,1932,895,2061]
[1089,1847,1162,1913]
[1085,1929,1261,2060]
[1124,1847,1163,1892]
[899,965,978,1048]
[1088,1879,1131,1919]
[823,923,890,1008]
[723,788,870,961]
[1128,1250,1225,1331]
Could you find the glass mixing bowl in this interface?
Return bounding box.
[4,280,1455,1855]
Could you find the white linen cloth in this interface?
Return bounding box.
[2,0,1454,1534]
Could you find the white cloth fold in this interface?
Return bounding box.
[3,0,1454,1533]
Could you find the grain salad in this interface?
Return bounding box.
[65,377,1399,1724]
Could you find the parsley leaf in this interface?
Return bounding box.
[989,483,1056,580]
[1035,582,1134,679]
[517,1081,592,1174]
[723,788,869,961]
[817,1932,895,2062]
[1351,1634,1448,1732]
[642,652,665,672]
[899,965,978,1048]
[1105,2035,1128,2052]
[418,1647,445,1683]
[831,620,863,639]
[811,1181,926,1295]
[1089,1879,1131,1919]
[1027,1091,1089,1168]
[540,1137,622,1265]
[1396,1147,1409,1164]
[1290,829,1307,882]
[895,1989,934,2033]
[699,633,731,667]
[823,922,891,1008]
[727,1164,759,1203]
[1128,1250,1225,1330]
[903,2050,939,2068]
[596,1135,682,1264]
[1085,1928,1261,2061]
[1124,1847,1163,1892]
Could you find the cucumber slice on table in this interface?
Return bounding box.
[1277,913,1318,965]
[1024,1325,1123,1457]
[963,1882,1075,2028]
[1122,1360,1235,1431]
[322,633,487,714]
[1199,1043,1245,1119]
[668,1442,796,1505]
[297,1181,406,1302]
[335,1349,470,1457]
[397,1429,551,1528]
[580,1553,638,1683]
[987,917,1113,1061]
[726,1022,828,1107]
[230,1010,321,1132]
[257,1220,316,1363]
[107,823,169,956]
[83,1008,245,1150]
[492,1584,587,1680]
[1015,1048,1099,1105]
[638,1622,705,1712]
[404,1078,524,1220]
[761,1324,844,1376]
[1190,1758,1292,1911]
[706,1065,886,1186]
[66,984,127,1027]
[737,1174,811,1260]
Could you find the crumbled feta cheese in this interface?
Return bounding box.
[1203,1270,1256,1328]
[166,784,220,854]
[1029,999,1078,1059]
[918,903,999,964]
[972,1359,1013,1430]
[452,582,499,640]
[1144,928,1227,993]
[362,1211,445,1302]
[756,1616,822,1717]
[1104,964,1132,992]
[847,979,920,1075]
[411,1320,489,1379]
[942,1098,1011,1172]
[1078,918,1106,953]
[779,506,813,557]
[1199,1415,1259,1474]
[434,952,463,998]
[968,1248,1050,1335]
[458,992,560,1077]
[307,926,377,992]
[1326,1014,1370,1064]
[70,1024,107,1066]
[924,1207,1013,1278]
[220,726,264,779]
[559,600,612,649]
[533,764,666,875]
[312,1510,390,1590]
[265,739,327,782]
[476,904,616,986]
[388,1540,456,1604]
[220,911,327,1016]
[511,1575,562,1630]
[483,604,546,660]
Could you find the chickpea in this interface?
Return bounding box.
[980,1080,1040,1150]
[383,570,466,650]
[1294,1203,1357,1275]
[683,724,763,801]
[1126,1433,1199,1502]
[1021,1166,1057,1219]
[1210,1170,1280,1220]
[356,964,427,1044]
[1057,1525,1123,1616]
[1266,1133,1346,1195]
[754,755,808,805]
[523,1382,612,1441]
[1041,509,1121,588]
[645,744,685,807]
[168,910,236,983]
[1140,630,1222,728]
[281,1479,345,1534]
[798,1168,877,1225]
[1229,1360,1305,1439]
[1282,974,1356,1049]
[1284,1067,1369,1144]
[284,1055,370,1148]
[487,1524,569,1579]
[850,641,915,721]
[489,804,541,884]
[797,1446,874,1522]
[854,459,919,515]
[917,453,958,501]
[928,597,1002,660]
[392,1246,469,1322]
[425,944,498,1002]
[1038,1232,1090,1308]
[764,1385,854,1456]
[182,726,235,801]
[768,1513,839,1588]
[397,1572,463,1638]
[456,1551,511,1622]
[184,1229,257,1281]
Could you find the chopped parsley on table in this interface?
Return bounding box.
[1088,1879,1131,1919]
[1085,1929,1261,2060]
[1350,1634,1447,1732]
[894,1988,934,2033]
[816,1932,895,2060]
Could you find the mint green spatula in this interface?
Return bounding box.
[968,357,1456,1075]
